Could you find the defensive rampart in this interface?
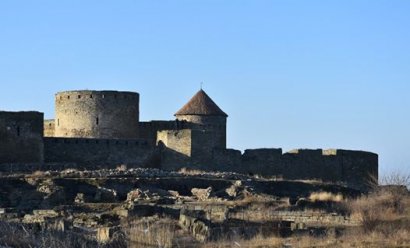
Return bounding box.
[160,147,378,191]
[44,137,155,168]
[0,111,44,165]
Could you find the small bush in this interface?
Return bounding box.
[348,186,409,234]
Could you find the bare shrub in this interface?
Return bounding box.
[0,221,106,248]
[380,171,410,189]
[309,192,343,202]
[348,188,409,234]
[0,221,36,247]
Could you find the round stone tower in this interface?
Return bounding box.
[175,89,228,149]
[55,90,139,139]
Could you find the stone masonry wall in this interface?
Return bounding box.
[139,120,199,145]
[44,137,154,168]
[0,111,44,164]
[44,119,55,137]
[160,145,377,191]
[55,90,139,139]
[175,115,226,149]
[157,129,192,170]
[240,148,378,191]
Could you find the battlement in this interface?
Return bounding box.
[55,90,139,101]
[44,137,150,147]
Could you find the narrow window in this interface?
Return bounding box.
[78,95,81,99]
[17,126,20,136]
[90,95,93,99]
[67,95,70,99]
[96,117,99,125]
[57,119,60,126]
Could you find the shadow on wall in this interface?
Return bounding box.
[157,141,191,171]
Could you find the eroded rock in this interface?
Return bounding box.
[191,187,213,201]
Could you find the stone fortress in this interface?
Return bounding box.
[0,89,378,191]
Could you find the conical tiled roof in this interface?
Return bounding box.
[175,90,228,117]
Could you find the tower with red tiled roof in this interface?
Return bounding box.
[175,89,227,149]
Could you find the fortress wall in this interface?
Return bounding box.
[157,129,227,171]
[241,149,283,175]
[44,137,153,168]
[176,115,227,149]
[139,121,178,145]
[157,129,192,157]
[320,150,344,182]
[338,150,378,190]
[157,129,192,171]
[44,119,55,137]
[55,90,139,139]
[139,120,199,145]
[212,148,242,172]
[281,149,331,180]
[237,148,377,190]
[190,129,222,169]
[0,111,44,164]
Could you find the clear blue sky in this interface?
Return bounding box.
[0,1,409,176]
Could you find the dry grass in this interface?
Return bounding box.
[202,235,282,248]
[348,188,409,233]
[125,218,177,248]
[202,229,410,248]
[288,229,410,248]
[345,183,410,247]
[0,221,108,248]
[179,167,208,176]
[309,192,344,202]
